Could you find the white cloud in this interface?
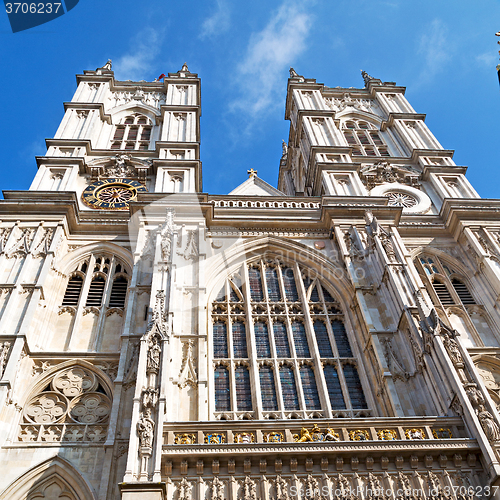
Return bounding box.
[231,2,312,122]
[200,0,230,39]
[416,19,450,85]
[476,51,497,68]
[113,28,164,81]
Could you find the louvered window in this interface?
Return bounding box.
[86,277,105,306]
[62,275,83,306]
[108,276,128,308]
[432,281,454,305]
[452,279,475,305]
[341,120,390,157]
[211,260,368,419]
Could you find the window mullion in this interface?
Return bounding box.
[242,263,259,418]
[274,360,285,415]
[301,281,330,417]
[92,256,116,351]
[66,254,96,350]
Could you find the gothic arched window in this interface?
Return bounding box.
[341,119,389,157]
[110,114,152,151]
[210,259,369,419]
[60,254,129,314]
[414,254,499,347]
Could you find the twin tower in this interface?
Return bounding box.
[0,62,499,499]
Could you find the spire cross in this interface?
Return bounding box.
[247,169,257,178]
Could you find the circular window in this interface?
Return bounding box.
[384,191,418,208]
[370,182,431,214]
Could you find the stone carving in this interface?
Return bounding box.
[0,341,11,377]
[326,93,376,114]
[465,384,485,409]
[31,228,54,258]
[366,473,384,500]
[108,90,165,109]
[204,433,226,444]
[360,161,421,190]
[274,475,289,500]
[335,474,355,500]
[137,409,155,449]
[361,70,376,85]
[263,431,284,443]
[377,429,397,440]
[289,67,304,81]
[5,227,35,257]
[178,229,199,260]
[178,340,197,388]
[233,432,255,443]
[381,338,409,381]
[478,405,500,442]
[87,154,151,181]
[293,424,337,442]
[141,230,156,260]
[210,476,225,500]
[177,478,192,500]
[69,393,111,424]
[53,367,97,397]
[159,208,175,262]
[240,476,257,500]
[303,475,320,500]
[349,429,370,441]
[141,387,159,410]
[20,365,112,443]
[174,433,196,444]
[281,140,288,158]
[146,334,161,374]
[344,227,365,261]
[0,227,12,253]
[25,393,67,424]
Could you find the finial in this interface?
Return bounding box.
[361,70,374,86]
[97,59,112,71]
[181,62,189,72]
[247,168,257,178]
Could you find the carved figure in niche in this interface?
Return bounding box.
[211,476,225,500]
[137,408,155,448]
[443,336,462,365]
[141,387,158,410]
[178,478,192,500]
[0,342,10,377]
[242,476,257,500]
[275,475,289,500]
[478,405,500,442]
[465,384,485,409]
[147,335,161,373]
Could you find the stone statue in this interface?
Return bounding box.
[137,409,155,448]
[281,140,288,157]
[478,405,500,442]
[181,62,189,73]
[361,70,374,85]
[147,335,161,373]
[0,342,10,377]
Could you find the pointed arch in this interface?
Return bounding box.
[0,455,96,500]
[205,236,372,420]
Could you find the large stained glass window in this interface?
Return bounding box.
[211,260,368,419]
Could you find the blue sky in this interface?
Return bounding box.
[0,0,499,197]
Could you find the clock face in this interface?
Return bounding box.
[82,178,148,210]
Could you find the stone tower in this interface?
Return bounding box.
[0,63,500,499]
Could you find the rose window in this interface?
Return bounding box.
[19,366,112,443]
[384,191,418,208]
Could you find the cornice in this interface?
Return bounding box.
[62,102,112,124]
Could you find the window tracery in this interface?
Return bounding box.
[415,254,499,347]
[341,120,390,157]
[61,254,129,313]
[211,259,368,419]
[110,113,152,151]
[19,366,112,443]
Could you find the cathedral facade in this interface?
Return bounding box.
[0,62,500,499]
